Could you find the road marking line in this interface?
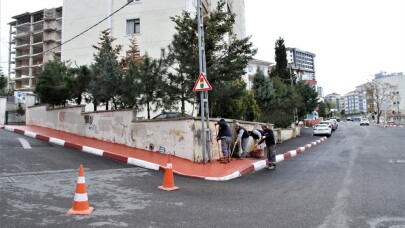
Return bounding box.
[17,138,31,149]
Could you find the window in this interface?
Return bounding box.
[126,19,140,35]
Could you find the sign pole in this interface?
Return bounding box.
[197,0,209,163]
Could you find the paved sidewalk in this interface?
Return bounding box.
[2,125,326,181]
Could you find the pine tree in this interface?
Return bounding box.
[165,0,257,117]
[35,60,71,107]
[270,37,291,83]
[89,29,123,111]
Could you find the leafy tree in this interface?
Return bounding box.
[295,81,318,120]
[68,65,91,105]
[0,68,7,95]
[363,80,399,124]
[35,60,71,107]
[117,36,144,109]
[89,29,123,111]
[270,37,291,83]
[136,54,167,119]
[165,0,257,117]
[252,67,275,116]
[242,90,261,121]
[271,78,298,127]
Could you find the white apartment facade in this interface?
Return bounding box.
[324,93,342,111]
[244,58,272,90]
[8,7,63,91]
[344,90,367,115]
[375,72,404,113]
[62,0,246,66]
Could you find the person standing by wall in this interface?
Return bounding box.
[234,122,250,158]
[215,119,232,161]
[257,124,276,169]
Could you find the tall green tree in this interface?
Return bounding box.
[89,29,123,111]
[252,67,275,116]
[68,65,91,105]
[35,60,71,107]
[270,37,291,83]
[165,0,257,117]
[0,68,7,95]
[295,81,319,120]
[119,36,144,109]
[136,54,167,119]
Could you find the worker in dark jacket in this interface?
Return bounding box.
[257,124,276,169]
[249,129,264,148]
[234,122,250,158]
[215,119,232,159]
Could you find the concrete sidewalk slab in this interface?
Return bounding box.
[3,125,327,181]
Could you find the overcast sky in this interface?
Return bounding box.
[1,0,404,96]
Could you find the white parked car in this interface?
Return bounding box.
[360,118,370,126]
[313,124,332,137]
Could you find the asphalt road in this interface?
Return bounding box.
[1,122,404,228]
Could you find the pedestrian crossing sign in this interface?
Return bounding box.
[193,72,212,92]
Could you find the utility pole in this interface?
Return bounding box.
[197,0,211,163]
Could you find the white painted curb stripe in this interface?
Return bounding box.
[49,137,65,146]
[253,160,267,171]
[24,131,37,138]
[275,154,284,162]
[306,144,312,148]
[74,193,88,202]
[17,138,31,149]
[77,176,85,184]
[300,147,305,152]
[82,146,104,156]
[5,126,14,131]
[289,150,297,157]
[127,157,160,170]
[205,171,241,181]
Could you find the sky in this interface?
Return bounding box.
[1,0,404,96]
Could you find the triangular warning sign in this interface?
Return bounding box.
[193,72,212,92]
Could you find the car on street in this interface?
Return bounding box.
[313,124,332,137]
[360,118,370,125]
[152,112,192,119]
[320,121,333,132]
[328,119,338,131]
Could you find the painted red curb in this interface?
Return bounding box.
[103,151,129,163]
[64,142,83,150]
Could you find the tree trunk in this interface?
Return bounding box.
[147,103,150,119]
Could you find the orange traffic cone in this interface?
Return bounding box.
[67,164,94,215]
[158,154,179,191]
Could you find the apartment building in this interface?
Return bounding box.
[324,93,342,111]
[244,58,272,90]
[62,0,246,66]
[8,7,63,91]
[344,90,367,115]
[286,47,316,87]
[375,72,404,113]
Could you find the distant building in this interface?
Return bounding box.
[7,7,63,91]
[316,86,324,97]
[324,93,341,111]
[375,72,404,113]
[244,59,273,90]
[344,90,367,115]
[286,47,316,88]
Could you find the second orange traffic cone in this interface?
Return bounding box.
[67,164,94,215]
[158,154,179,191]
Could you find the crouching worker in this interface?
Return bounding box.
[215,119,232,162]
[257,124,277,170]
[234,122,250,158]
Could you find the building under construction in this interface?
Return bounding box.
[8,7,62,91]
